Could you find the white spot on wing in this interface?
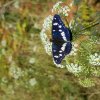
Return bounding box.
[59,25,62,28]
[59,50,62,53]
[53,30,55,32]
[59,54,62,56]
[54,55,59,58]
[61,43,66,51]
[61,32,67,41]
[59,29,62,32]
[61,32,65,36]
[53,23,58,25]
[53,50,56,52]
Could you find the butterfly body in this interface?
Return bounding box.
[50,38,66,45]
[52,14,72,64]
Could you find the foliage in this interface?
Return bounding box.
[0,0,100,100]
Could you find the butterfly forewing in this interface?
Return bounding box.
[52,14,71,41]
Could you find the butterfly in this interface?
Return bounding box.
[51,14,72,64]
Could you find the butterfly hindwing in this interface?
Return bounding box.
[52,42,72,64]
[52,14,72,64]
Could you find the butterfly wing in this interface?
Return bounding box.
[52,42,72,64]
[52,14,72,64]
[52,14,72,41]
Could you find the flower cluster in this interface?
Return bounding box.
[9,62,22,79]
[40,29,52,55]
[52,1,71,16]
[29,57,35,64]
[43,15,53,30]
[40,15,53,55]
[40,1,78,69]
[79,78,95,87]
[69,43,78,56]
[58,6,70,16]
[52,1,62,12]
[40,1,73,58]
[29,78,37,86]
[89,53,100,66]
[66,63,82,74]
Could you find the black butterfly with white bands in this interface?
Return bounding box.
[51,14,72,64]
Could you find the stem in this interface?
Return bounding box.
[65,18,70,29]
[77,22,99,33]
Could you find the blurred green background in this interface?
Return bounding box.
[0,0,100,100]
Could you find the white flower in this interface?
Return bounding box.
[43,15,53,30]
[29,78,37,86]
[1,39,6,47]
[79,78,95,87]
[69,1,73,7]
[69,43,78,56]
[40,29,47,41]
[58,6,70,16]
[52,1,70,16]
[29,58,35,64]
[44,42,52,55]
[40,1,73,67]
[40,29,52,55]
[89,53,100,66]
[40,2,72,56]
[9,62,22,79]
[14,1,19,8]
[66,63,82,74]
[52,1,62,12]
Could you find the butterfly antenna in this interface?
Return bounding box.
[77,22,99,33]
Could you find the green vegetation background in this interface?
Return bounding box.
[0,0,100,100]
